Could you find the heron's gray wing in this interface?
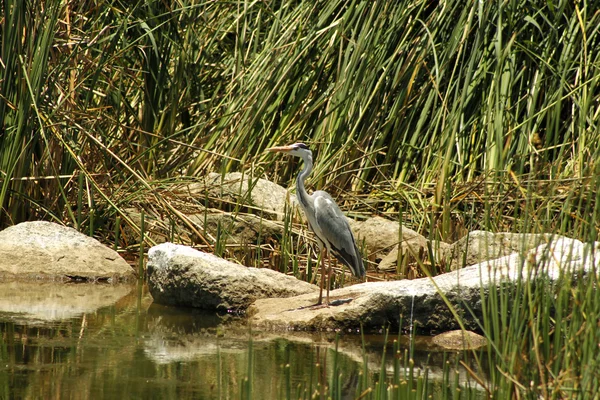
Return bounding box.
[312,192,365,277]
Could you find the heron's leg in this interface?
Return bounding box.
[317,248,325,305]
[325,249,331,304]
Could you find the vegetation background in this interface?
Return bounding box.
[1,1,600,398]
[2,0,599,247]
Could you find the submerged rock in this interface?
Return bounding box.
[431,330,487,350]
[249,236,600,333]
[147,243,318,311]
[0,221,134,281]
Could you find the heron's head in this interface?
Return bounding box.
[267,143,312,158]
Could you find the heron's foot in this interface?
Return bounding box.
[329,298,353,306]
[296,301,329,310]
[295,298,353,310]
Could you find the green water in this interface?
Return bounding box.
[0,282,486,399]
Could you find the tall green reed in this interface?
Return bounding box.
[0,1,67,225]
[1,0,598,251]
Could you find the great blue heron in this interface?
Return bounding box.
[267,143,366,305]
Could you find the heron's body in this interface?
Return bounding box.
[268,143,365,305]
[300,190,364,278]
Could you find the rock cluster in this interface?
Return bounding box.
[4,174,599,335]
[147,233,599,333]
[140,173,600,333]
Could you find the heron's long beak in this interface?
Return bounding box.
[266,145,294,153]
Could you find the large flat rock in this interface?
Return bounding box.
[0,221,135,281]
[249,237,600,333]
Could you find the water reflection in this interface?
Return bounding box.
[0,281,487,399]
[0,281,134,323]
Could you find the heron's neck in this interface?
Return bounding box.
[296,151,313,209]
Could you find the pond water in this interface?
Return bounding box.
[0,281,487,399]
